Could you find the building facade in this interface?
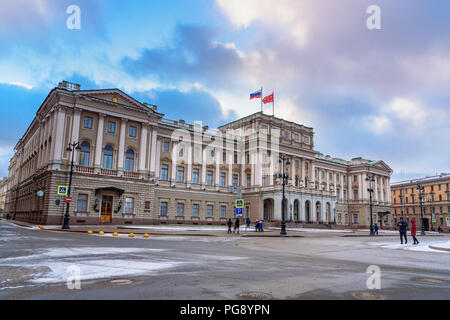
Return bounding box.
[0,177,7,216]
[5,81,393,227]
[391,173,450,232]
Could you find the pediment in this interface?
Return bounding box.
[371,160,393,174]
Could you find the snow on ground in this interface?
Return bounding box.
[268,227,353,233]
[359,229,440,235]
[122,225,257,231]
[368,240,450,253]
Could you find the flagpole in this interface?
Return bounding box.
[272,91,275,117]
[260,87,263,113]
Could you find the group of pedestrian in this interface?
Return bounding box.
[227,218,241,234]
[255,220,264,232]
[396,217,419,245]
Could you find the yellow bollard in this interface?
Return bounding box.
[143,233,149,238]
[113,232,119,236]
[87,230,93,234]
[129,233,135,237]
[99,231,104,235]
[39,225,45,230]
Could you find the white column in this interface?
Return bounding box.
[301,158,305,187]
[149,127,158,174]
[325,170,329,191]
[348,175,352,200]
[228,152,233,187]
[250,152,255,186]
[202,148,207,186]
[187,142,193,184]
[374,175,378,202]
[117,118,127,171]
[155,139,161,178]
[53,106,66,165]
[340,174,344,200]
[139,124,148,173]
[71,108,81,164]
[215,148,220,186]
[94,113,105,168]
[311,163,315,189]
[171,141,178,182]
[291,157,295,186]
[359,173,364,200]
[318,168,322,190]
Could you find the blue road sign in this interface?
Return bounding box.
[235,207,243,216]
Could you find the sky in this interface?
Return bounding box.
[0,0,449,182]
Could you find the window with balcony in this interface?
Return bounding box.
[103,145,113,169]
[160,164,168,180]
[79,141,90,166]
[125,149,135,172]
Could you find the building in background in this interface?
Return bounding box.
[391,173,450,232]
[4,81,392,227]
[0,177,7,217]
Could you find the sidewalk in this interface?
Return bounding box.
[2,219,448,239]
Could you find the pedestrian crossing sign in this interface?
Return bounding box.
[235,199,244,208]
[57,186,68,196]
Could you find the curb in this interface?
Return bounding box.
[429,245,450,252]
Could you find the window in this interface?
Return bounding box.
[124,197,134,214]
[107,121,116,133]
[336,189,340,200]
[353,214,358,224]
[338,213,342,223]
[125,149,135,172]
[192,168,199,184]
[160,202,167,216]
[439,195,442,201]
[145,201,151,210]
[262,173,266,187]
[206,171,213,185]
[233,174,239,188]
[192,204,199,216]
[353,190,358,200]
[247,174,251,187]
[162,141,170,152]
[220,206,226,218]
[220,172,226,187]
[295,160,299,168]
[344,214,348,224]
[129,125,136,137]
[209,149,215,159]
[160,164,168,180]
[406,197,409,203]
[77,194,88,212]
[83,116,92,129]
[103,145,113,169]
[343,189,347,201]
[177,203,184,216]
[234,154,238,164]
[354,175,358,182]
[177,166,184,182]
[79,141,90,166]
[206,205,213,217]
[223,152,226,162]
[439,206,443,214]
[438,184,441,191]
[178,144,184,157]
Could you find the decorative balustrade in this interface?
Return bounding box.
[75,166,95,174]
[123,171,139,178]
[101,168,118,176]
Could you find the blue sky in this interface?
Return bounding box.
[0,0,449,182]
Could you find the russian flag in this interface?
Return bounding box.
[250,89,262,100]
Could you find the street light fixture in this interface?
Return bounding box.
[278,156,290,236]
[62,141,81,230]
[417,183,425,235]
[365,173,375,235]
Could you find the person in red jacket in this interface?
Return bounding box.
[411,218,419,245]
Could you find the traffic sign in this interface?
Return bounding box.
[235,199,244,208]
[65,196,72,203]
[57,186,68,196]
[446,217,450,227]
[235,207,243,216]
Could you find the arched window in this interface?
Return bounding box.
[103,145,113,169]
[125,149,135,172]
[79,141,90,166]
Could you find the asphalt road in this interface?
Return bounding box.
[0,220,449,300]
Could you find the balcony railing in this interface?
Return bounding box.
[123,171,139,178]
[101,168,118,176]
[75,166,95,174]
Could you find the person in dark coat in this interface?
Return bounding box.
[227,218,233,234]
[259,220,264,232]
[255,220,260,232]
[234,218,240,234]
[246,217,251,230]
[397,217,408,244]
[410,218,419,244]
[374,223,379,235]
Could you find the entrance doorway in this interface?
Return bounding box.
[422,218,429,231]
[100,195,113,223]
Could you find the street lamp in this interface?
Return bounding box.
[417,183,425,235]
[365,173,375,235]
[62,141,81,230]
[278,156,290,235]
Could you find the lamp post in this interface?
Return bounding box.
[62,141,81,230]
[366,173,375,235]
[417,183,425,235]
[279,156,290,235]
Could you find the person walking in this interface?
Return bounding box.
[410,218,419,245]
[259,219,264,232]
[234,217,240,234]
[397,217,408,244]
[374,223,379,235]
[246,217,251,231]
[227,218,233,234]
[255,220,260,232]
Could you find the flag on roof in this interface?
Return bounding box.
[262,93,274,104]
[250,89,262,100]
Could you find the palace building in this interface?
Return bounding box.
[4,81,393,228]
[391,173,450,232]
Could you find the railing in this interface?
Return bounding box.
[75,166,95,174]
[101,168,118,176]
[123,171,139,178]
